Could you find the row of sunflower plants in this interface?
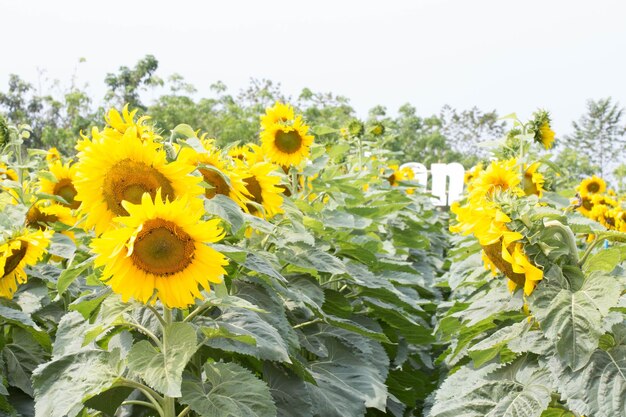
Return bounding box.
[427,112,626,417]
[0,103,447,417]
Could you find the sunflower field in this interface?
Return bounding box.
[0,103,624,417]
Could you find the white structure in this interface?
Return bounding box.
[400,162,465,206]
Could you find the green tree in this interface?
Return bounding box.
[439,105,505,158]
[104,54,163,110]
[564,97,626,177]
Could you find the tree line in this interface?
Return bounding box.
[1,55,625,191]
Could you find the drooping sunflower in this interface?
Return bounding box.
[502,243,543,295]
[91,191,228,308]
[0,229,52,299]
[240,162,284,218]
[522,163,545,197]
[74,135,202,234]
[179,144,252,211]
[260,102,295,130]
[577,175,606,196]
[39,161,81,210]
[260,117,314,167]
[531,110,555,149]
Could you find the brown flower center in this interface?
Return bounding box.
[131,219,195,276]
[26,206,59,230]
[581,196,594,211]
[199,168,230,199]
[103,159,175,216]
[274,130,303,154]
[244,176,263,212]
[586,181,600,193]
[2,241,28,278]
[54,179,80,209]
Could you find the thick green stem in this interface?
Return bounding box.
[118,379,164,417]
[543,220,579,264]
[579,231,626,267]
[161,307,176,417]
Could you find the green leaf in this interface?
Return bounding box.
[127,322,198,397]
[57,257,93,295]
[181,361,277,417]
[309,339,388,412]
[3,328,48,396]
[468,321,530,367]
[428,357,552,417]
[551,344,626,417]
[264,363,313,417]
[243,253,287,283]
[47,233,76,260]
[200,307,290,362]
[32,350,122,417]
[0,304,39,330]
[583,245,626,273]
[172,123,197,139]
[530,272,621,370]
[204,195,245,233]
[281,244,345,274]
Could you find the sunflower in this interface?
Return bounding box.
[0,229,52,299]
[228,143,265,166]
[260,102,295,130]
[531,110,555,149]
[91,191,228,308]
[522,163,545,197]
[240,162,284,218]
[577,175,606,196]
[102,105,161,143]
[39,161,81,209]
[386,164,415,186]
[74,135,202,234]
[502,243,543,295]
[179,144,252,211]
[46,147,61,165]
[470,159,523,199]
[26,201,75,231]
[537,122,555,149]
[0,162,17,182]
[464,163,483,190]
[260,117,314,167]
[577,194,594,217]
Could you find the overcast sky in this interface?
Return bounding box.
[2,0,626,136]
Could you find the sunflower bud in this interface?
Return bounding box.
[0,114,9,147]
[530,110,555,150]
[347,119,365,137]
[369,122,385,137]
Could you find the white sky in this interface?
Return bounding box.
[2,0,626,136]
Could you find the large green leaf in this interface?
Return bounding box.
[181,361,277,417]
[127,322,197,397]
[200,307,290,362]
[551,344,626,417]
[308,339,388,412]
[32,350,122,417]
[204,194,245,233]
[428,357,552,417]
[530,272,621,370]
[264,363,313,417]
